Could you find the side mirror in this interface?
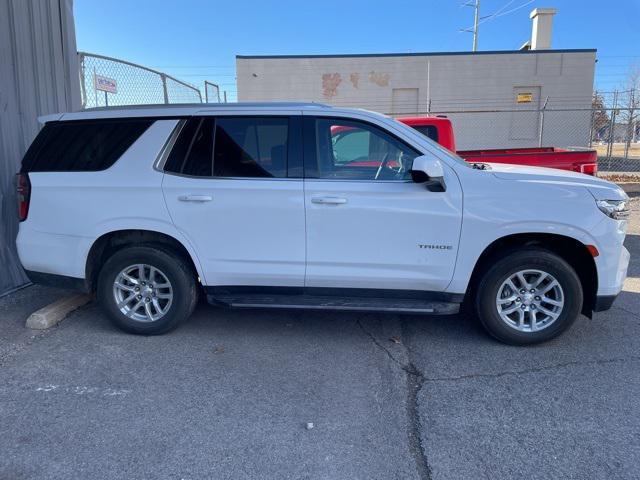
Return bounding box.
[410,155,445,190]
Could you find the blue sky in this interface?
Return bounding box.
[75,0,639,101]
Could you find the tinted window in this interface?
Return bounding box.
[164,118,200,174]
[21,119,152,172]
[412,125,439,142]
[313,118,419,181]
[214,117,288,178]
[182,119,214,177]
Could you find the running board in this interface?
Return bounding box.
[207,294,460,315]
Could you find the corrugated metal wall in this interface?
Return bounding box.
[0,0,80,295]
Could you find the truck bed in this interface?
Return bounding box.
[457,147,598,175]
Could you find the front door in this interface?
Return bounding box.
[303,116,462,292]
[162,115,305,287]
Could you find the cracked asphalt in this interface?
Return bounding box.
[0,198,638,479]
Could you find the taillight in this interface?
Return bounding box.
[579,163,598,176]
[16,173,31,222]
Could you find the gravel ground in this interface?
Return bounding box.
[0,198,638,479]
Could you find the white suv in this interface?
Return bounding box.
[16,103,630,344]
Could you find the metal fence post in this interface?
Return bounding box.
[161,74,169,104]
[606,90,618,167]
[78,53,87,109]
[624,89,635,159]
[538,96,549,147]
[588,92,596,148]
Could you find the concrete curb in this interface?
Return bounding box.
[26,294,92,330]
[599,176,640,197]
[618,183,640,196]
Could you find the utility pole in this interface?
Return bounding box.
[472,0,480,52]
[460,0,481,52]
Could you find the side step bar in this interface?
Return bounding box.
[207,294,460,315]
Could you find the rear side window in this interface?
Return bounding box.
[21,119,153,172]
[412,125,439,143]
[164,116,289,178]
[214,117,288,178]
[164,118,214,177]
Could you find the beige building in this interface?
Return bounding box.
[237,9,596,150]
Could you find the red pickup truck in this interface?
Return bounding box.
[399,116,598,175]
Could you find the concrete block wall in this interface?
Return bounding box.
[237,49,596,150]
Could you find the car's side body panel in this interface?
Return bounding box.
[445,164,628,297]
[303,177,463,291]
[162,175,306,287]
[17,120,207,280]
[15,104,629,317]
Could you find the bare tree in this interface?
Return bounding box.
[619,66,640,158]
[591,92,610,142]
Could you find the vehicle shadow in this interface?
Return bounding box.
[78,231,639,359]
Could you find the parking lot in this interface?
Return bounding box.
[0,197,638,480]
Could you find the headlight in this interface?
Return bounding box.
[596,199,629,220]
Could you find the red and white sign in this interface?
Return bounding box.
[94,74,117,94]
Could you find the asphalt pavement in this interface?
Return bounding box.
[0,198,638,479]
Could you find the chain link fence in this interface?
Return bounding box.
[204,81,221,103]
[386,104,639,174]
[79,52,203,108]
[76,54,638,173]
[591,90,639,173]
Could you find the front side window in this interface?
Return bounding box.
[313,118,419,181]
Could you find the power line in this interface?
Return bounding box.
[482,0,534,23]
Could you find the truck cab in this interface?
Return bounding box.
[397,116,598,175]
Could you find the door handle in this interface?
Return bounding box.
[311,196,348,205]
[178,194,212,202]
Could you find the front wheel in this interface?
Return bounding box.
[475,248,583,345]
[97,246,197,335]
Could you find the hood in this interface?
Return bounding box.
[488,163,627,201]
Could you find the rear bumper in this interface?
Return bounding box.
[593,294,618,312]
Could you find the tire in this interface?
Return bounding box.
[475,248,583,345]
[97,245,197,335]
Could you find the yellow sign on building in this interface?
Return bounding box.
[516,92,534,103]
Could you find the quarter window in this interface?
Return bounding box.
[312,118,419,181]
[21,119,153,172]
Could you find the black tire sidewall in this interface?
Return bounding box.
[476,248,583,345]
[97,246,196,335]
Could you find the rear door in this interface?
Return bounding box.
[302,115,462,292]
[162,114,306,287]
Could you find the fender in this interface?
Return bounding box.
[79,219,207,283]
[446,220,599,294]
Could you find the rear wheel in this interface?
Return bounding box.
[475,248,583,345]
[97,246,197,334]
